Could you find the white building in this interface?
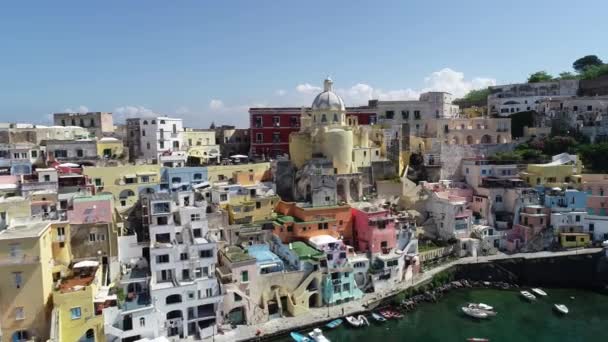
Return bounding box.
[488,79,579,116]
[145,192,222,340]
[126,117,184,161]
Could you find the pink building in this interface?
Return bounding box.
[67,194,114,224]
[351,203,396,254]
[581,174,608,196]
[506,205,550,251]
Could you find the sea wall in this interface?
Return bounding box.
[453,252,608,290]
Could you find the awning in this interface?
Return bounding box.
[73,260,99,268]
[124,174,136,179]
[137,172,157,176]
[58,163,80,167]
[230,154,248,159]
[192,181,210,189]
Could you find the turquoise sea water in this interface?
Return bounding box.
[275,288,608,342]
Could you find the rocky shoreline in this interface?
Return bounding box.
[397,279,519,312]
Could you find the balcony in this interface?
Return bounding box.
[122,291,152,312]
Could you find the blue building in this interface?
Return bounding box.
[247,244,284,274]
[544,188,587,211]
[159,167,208,192]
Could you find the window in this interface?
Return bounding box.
[206,288,213,297]
[61,119,66,126]
[385,110,395,119]
[139,317,145,327]
[90,118,95,127]
[273,116,280,127]
[173,141,179,149]
[333,113,338,122]
[401,110,409,120]
[54,150,68,158]
[146,142,150,149]
[156,254,170,263]
[97,234,106,241]
[321,114,327,122]
[290,116,299,127]
[15,307,24,320]
[89,233,96,242]
[241,270,249,282]
[256,133,263,143]
[272,132,281,143]
[234,293,242,302]
[70,307,82,320]
[254,116,263,128]
[172,124,177,134]
[576,215,580,222]
[573,105,578,111]
[495,195,503,203]
[180,253,189,260]
[220,194,228,201]
[414,110,421,119]
[587,105,592,111]
[191,214,201,221]
[589,223,595,232]
[199,249,213,258]
[142,130,146,137]
[31,150,38,158]
[159,141,165,149]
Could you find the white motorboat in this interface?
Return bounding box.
[468,303,494,311]
[308,328,330,342]
[520,290,536,301]
[345,315,369,327]
[461,307,489,319]
[531,288,547,296]
[554,304,569,315]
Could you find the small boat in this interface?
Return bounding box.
[290,331,312,342]
[371,312,387,322]
[461,307,489,319]
[345,316,364,327]
[554,304,569,315]
[325,318,343,329]
[379,309,403,319]
[468,303,494,311]
[531,288,547,296]
[520,291,536,301]
[467,338,490,342]
[308,328,330,342]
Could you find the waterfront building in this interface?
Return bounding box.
[82,164,161,211]
[273,200,353,245]
[584,195,608,241]
[422,180,473,240]
[143,192,222,339]
[507,204,551,252]
[558,232,591,248]
[351,202,396,254]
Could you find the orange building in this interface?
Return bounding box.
[273,201,353,244]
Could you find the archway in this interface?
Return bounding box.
[166,294,182,305]
[480,135,492,144]
[308,293,320,307]
[466,135,474,145]
[119,189,135,199]
[349,179,360,202]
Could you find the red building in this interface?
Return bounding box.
[249,106,377,158]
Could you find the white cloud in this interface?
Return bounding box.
[295,83,322,94]
[422,68,496,98]
[275,89,287,96]
[113,105,156,121]
[63,105,89,113]
[209,99,224,110]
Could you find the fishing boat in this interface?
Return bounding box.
[325,318,343,329]
[290,331,312,342]
[461,307,489,319]
[531,288,547,296]
[345,315,369,327]
[520,290,537,301]
[379,309,403,319]
[308,328,331,342]
[371,312,387,322]
[467,338,490,342]
[554,304,569,315]
[467,303,494,311]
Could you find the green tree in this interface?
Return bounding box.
[579,143,608,172]
[580,64,608,80]
[558,71,579,80]
[573,55,603,72]
[527,71,553,83]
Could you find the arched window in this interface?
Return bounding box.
[321,114,327,122]
[85,329,94,339]
[143,120,148,125]
[166,294,182,305]
[139,317,145,327]
[333,113,338,122]
[119,189,135,199]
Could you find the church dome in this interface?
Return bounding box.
[311,78,345,111]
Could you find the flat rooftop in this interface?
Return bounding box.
[0,221,51,240]
[223,246,255,263]
[289,241,324,261]
[247,244,283,265]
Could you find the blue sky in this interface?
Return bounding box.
[1,0,607,127]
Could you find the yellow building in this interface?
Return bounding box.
[96,137,125,159]
[0,220,56,342]
[521,153,582,188]
[205,162,270,184]
[227,193,279,225]
[83,164,160,210]
[559,233,590,248]
[0,196,31,228]
[183,128,221,165]
[289,78,386,174]
[50,263,104,342]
